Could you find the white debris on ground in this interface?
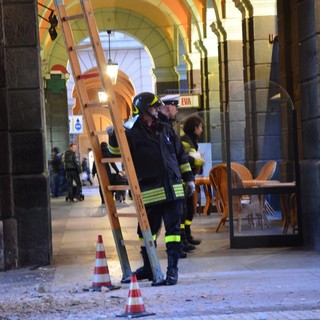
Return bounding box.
[1,265,320,320]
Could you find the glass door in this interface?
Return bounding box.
[225,80,302,248]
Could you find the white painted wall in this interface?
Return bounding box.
[66,32,154,111]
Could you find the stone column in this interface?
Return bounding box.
[0,1,52,270]
[236,0,279,172]
[225,39,246,163]
[278,0,320,250]
[45,73,69,158]
[151,67,179,94]
[183,52,202,94]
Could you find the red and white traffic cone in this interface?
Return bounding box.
[117,273,155,318]
[85,235,120,291]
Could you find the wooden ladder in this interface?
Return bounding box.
[53,0,163,283]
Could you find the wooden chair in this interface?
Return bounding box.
[232,161,277,218]
[290,193,298,234]
[282,193,298,235]
[231,162,253,181]
[209,164,234,232]
[255,160,277,181]
[231,160,277,182]
[194,177,216,215]
[209,164,263,233]
[255,160,277,217]
[208,162,264,218]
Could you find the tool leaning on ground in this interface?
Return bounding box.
[53,0,164,285]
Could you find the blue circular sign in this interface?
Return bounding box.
[75,121,82,131]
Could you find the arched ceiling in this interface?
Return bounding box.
[38,0,206,74]
[71,68,134,119]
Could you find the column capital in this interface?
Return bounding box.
[175,65,187,80]
[194,39,208,57]
[183,52,201,70]
[234,0,277,18]
[151,67,179,82]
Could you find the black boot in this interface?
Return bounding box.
[180,251,187,259]
[181,228,195,252]
[166,252,179,285]
[185,225,201,245]
[134,247,153,281]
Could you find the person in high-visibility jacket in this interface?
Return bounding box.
[107,92,195,286]
[158,99,195,257]
[181,115,205,246]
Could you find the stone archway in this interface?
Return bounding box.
[71,68,135,158]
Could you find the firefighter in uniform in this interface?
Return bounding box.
[158,99,196,257]
[181,115,205,245]
[107,92,195,286]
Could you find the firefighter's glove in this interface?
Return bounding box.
[185,181,195,197]
[106,126,114,135]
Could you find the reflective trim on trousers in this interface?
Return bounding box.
[165,235,181,243]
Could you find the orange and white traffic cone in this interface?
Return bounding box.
[85,235,120,292]
[117,273,155,318]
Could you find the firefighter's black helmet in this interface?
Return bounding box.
[132,92,163,115]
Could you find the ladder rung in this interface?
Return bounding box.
[71,43,93,51]
[121,240,141,246]
[108,185,130,191]
[62,13,84,22]
[101,158,122,163]
[94,130,110,136]
[114,213,137,218]
[77,72,100,80]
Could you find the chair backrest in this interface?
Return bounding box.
[231,162,253,181]
[255,160,277,180]
[209,164,243,218]
[209,164,227,205]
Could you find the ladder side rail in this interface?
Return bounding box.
[80,0,164,283]
[54,4,103,193]
[54,3,113,217]
[80,0,151,234]
[54,0,132,281]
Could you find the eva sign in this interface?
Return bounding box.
[179,95,200,108]
[69,115,83,134]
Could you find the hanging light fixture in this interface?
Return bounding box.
[98,90,108,103]
[37,2,58,41]
[106,30,119,85]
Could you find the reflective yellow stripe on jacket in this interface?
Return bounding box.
[173,183,184,197]
[180,162,192,174]
[142,187,166,204]
[108,145,121,156]
[141,183,185,205]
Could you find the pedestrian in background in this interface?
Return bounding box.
[92,141,120,205]
[62,143,83,202]
[49,147,63,198]
[81,157,93,186]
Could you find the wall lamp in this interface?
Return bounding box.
[37,2,58,41]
